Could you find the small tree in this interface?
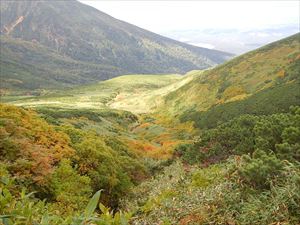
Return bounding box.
[50,159,92,213]
[237,150,284,189]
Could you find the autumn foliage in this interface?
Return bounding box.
[0,104,147,211]
[0,104,74,186]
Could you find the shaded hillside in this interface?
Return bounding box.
[0,0,232,91]
[162,33,300,115]
[0,36,123,92]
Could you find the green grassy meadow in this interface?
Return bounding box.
[1,73,198,113]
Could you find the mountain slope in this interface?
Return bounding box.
[0,36,123,92]
[0,0,232,91]
[3,34,299,114]
[162,33,300,115]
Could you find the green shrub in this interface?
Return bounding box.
[191,164,224,188]
[233,163,300,224]
[50,159,92,213]
[179,106,300,165]
[0,181,132,225]
[174,143,203,164]
[237,150,284,189]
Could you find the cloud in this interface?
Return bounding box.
[250,32,270,37]
[79,1,299,33]
[178,38,190,42]
[188,42,215,49]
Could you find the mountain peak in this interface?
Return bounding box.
[0,0,233,91]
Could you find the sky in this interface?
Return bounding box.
[78,0,299,53]
[79,1,299,33]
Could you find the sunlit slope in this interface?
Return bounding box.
[107,72,200,113]
[3,73,198,113]
[162,33,300,115]
[180,81,300,129]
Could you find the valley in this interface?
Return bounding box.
[1,33,299,224]
[1,73,190,112]
[4,33,299,115]
[0,1,299,224]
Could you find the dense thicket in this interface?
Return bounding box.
[169,106,300,223]
[0,104,147,223]
[1,105,299,224]
[124,107,300,224]
[176,106,300,165]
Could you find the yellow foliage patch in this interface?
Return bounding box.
[277,69,285,78]
[223,86,245,100]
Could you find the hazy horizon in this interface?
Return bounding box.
[79,0,299,54]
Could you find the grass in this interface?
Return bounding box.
[1,73,199,113]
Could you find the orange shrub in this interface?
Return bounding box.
[0,104,74,185]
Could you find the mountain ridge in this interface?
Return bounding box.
[0,0,233,92]
[161,32,300,115]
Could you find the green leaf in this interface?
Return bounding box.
[0,215,12,219]
[99,203,109,214]
[1,176,9,185]
[84,190,102,218]
[0,216,12,225]
[120,213,130,225]
[25,191,37,198]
